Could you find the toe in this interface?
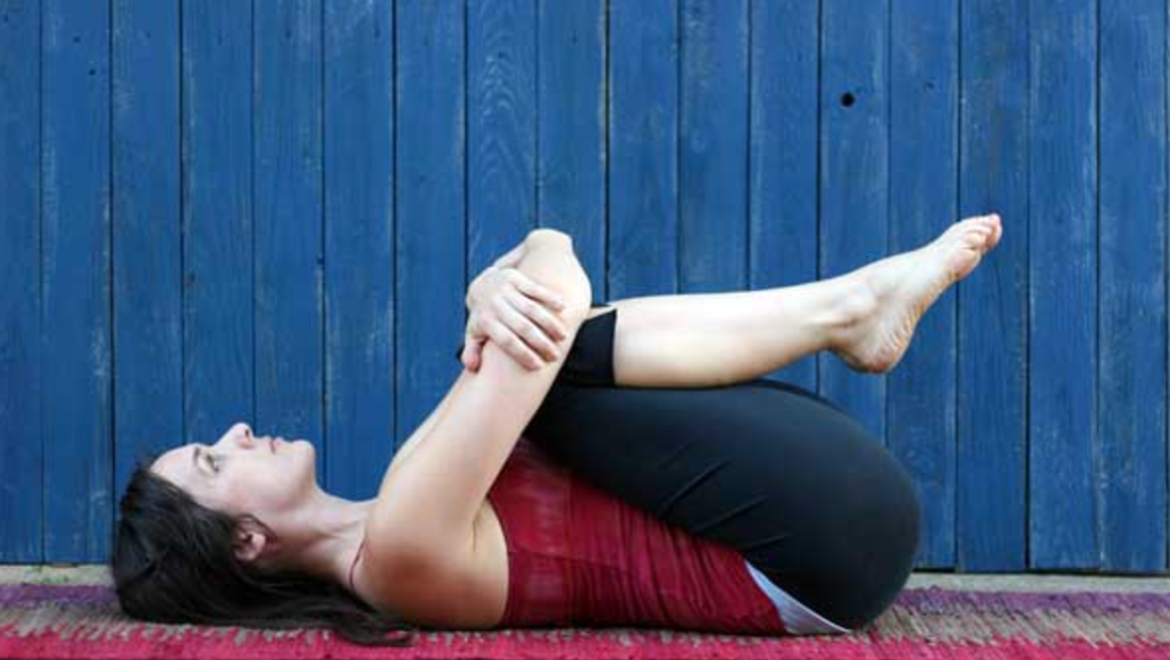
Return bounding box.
[979,216,1002,248]
[967,226,992,249]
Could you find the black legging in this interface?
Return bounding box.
[457,302,922,630]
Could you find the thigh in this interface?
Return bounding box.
[513,306,922,630]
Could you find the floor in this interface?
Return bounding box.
[2,565,1169,592]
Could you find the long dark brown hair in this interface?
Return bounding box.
[110,453,420,647]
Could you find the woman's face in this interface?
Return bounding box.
[150,422,317,518]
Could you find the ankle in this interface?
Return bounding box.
[821,272,877,352]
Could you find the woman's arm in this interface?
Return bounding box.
[368,229,592,568]
[377,231,580,489]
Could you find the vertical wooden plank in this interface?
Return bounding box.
[254,0,324,465]
[748,0,819,391]
[1028,0,1098,569]
[182,0,254,449]
[468,0,535,283]
[608,0,678,301]
[111,0,181,502]
[537,0,605,295]
[396,0,465,445]
[957,0,1028,572]
[819,0,888,437]
[679,0,748,296]
[1099,0,1167,571]
[887,0,958,569]
[323,0,396,498]
[0,0,43,563]
[42,0,113,561]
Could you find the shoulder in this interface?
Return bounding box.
[354,504,508,630]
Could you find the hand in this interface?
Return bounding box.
[463,259,571,372]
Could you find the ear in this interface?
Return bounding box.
[232,522,269,563]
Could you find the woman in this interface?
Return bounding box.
[112,215,1003,646]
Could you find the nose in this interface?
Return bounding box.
[230,422,255,449]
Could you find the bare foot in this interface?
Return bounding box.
[831,213,1003,373]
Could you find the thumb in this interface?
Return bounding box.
[463,338,484,372]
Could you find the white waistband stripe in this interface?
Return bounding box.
[743,559,852,635]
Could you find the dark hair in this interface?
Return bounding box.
[110,453,420,647]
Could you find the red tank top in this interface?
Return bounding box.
[483,438,790,634]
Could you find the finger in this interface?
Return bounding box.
[494,296,562,363]
[508,270,568,312]
[466,339,483,371]
[463,313,489,369]
[493,297,560,365]
[505,288,569,341]
[461,340,480,371]
[483,315,543,370]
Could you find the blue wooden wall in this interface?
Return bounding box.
[0,0,1165,575]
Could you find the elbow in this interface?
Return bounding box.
[524,232,592,318]
[526,228,573,247]
[559,266,593,325]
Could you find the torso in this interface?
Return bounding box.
[352,439,787,634]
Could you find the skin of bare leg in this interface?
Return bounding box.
[594,274,861,388]
[596,213,1003,388]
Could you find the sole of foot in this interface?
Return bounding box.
[832,213,1003,373]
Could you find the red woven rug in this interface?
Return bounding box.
[1,583,1167,659]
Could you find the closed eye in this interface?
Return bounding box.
[198,447,221,474]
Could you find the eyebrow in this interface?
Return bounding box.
[191,445,203,475]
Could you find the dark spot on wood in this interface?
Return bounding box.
[88,68,95,76]
[73,35,81,44]
[925,81,934,90]
[840,92,855,107]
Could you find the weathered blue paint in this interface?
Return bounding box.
[0,0,1163,573]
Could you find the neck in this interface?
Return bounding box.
[269,487,378,587]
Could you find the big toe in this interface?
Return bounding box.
[987,216,1003,248]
